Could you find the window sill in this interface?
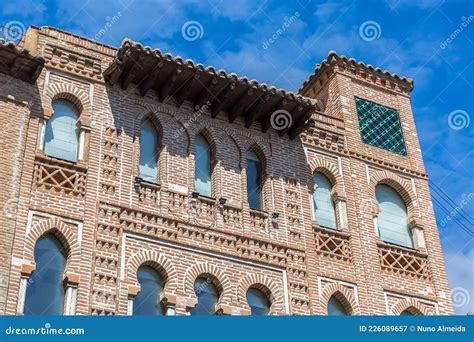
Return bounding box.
[193,192,216,203]
[313,223,350,238]
[376,239,425,256]
[135,176,161,189]
[35,151,88,171]
[249,208,269,218]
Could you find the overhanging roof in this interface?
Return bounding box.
[104,39,318,139]
[0,39,45,84]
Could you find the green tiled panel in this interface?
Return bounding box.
[355,97,407,155]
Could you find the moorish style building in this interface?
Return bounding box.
[0,26,453,316]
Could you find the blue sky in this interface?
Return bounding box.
[1,0,473,314]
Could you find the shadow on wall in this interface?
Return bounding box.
[103,82,312,195]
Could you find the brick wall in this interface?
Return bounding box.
[0,26,453,316]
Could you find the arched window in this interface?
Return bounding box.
[191,277,219,315]
[44,100,79,162]
[139,119,159,183]
[246,288,271,316]
[133,266,165,315]
[24,234,67,315]
[400,309,414,315]
[376,184,413,248]
[246,150,263,210]
[312,173,337,229]
[194,134,213,197]
[327,295,348,316]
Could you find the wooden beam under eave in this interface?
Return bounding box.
[278,105,305,137]
[176,73,200,107]
[261,98,288,133]
[159,67,182,102]
[289,109,312,140]
[195,77,221,109]
[244,94,271,128]
[139,60,163,96]
[229,89,258,123]
[121,64,138,90]
[107,63,122,86]
[211,82,236,118]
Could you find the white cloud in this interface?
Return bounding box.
[444,248,474,314]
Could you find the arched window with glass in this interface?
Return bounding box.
[246,288,271,315]
[44,100,79,162]
[194,134,213,197]
[327,295,349,316]
[246,150,263,210]
[139,119,159,183]
[24,234,67,315]
[375,184,413,248]
[133,266,165,315]
[191,277,219,315]
[311,172,337,229]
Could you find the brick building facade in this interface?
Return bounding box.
[0,26,453,316]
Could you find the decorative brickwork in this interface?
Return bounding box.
[377,242,430,279]
[314,225,351,262]
[0,26,453,316]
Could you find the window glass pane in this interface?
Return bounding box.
[246,150,262,210]
[327,295,348,315]
[246,288,270,316]
[195,135,212,197]
[401,310,414,315]
[139,120,159,183]
[44,100,79,162]
[133,266,165,315]
[24,234,66,315]
[376,184,413,248]
[355,97,407,155]
[191,278,219,316]
[312,173,337,229]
